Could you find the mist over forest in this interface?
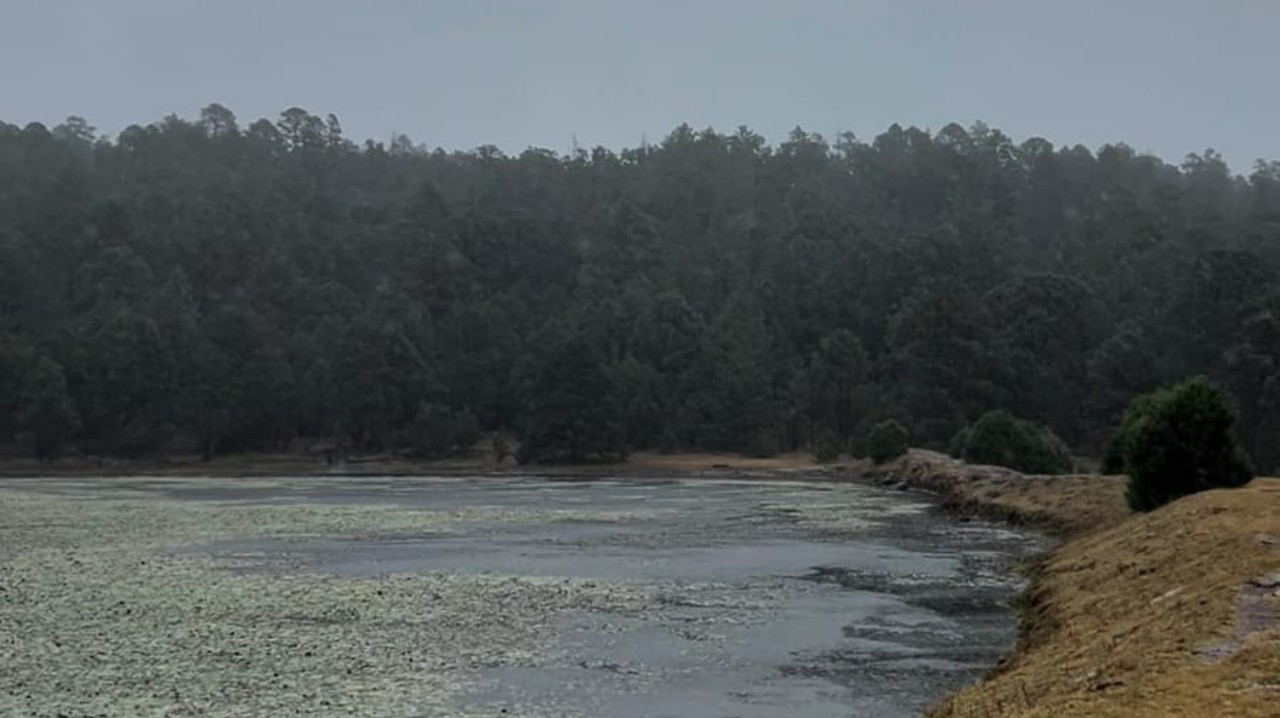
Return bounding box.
[3,106,1279,468]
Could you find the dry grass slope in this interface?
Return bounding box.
[870,451,1280,718]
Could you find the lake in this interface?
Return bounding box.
[161,475,1041,717]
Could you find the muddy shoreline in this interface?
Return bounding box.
[858,451,1280,718]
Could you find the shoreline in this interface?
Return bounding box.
[858,449,1130,537]
[857,451,1280,718]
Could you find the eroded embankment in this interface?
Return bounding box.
[859,450,1280,718]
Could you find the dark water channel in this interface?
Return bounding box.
[168,475,1040,717]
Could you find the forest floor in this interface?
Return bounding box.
[3,447,1277,716]
[866,450,1280,718]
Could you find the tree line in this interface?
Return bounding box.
[1,105,1278,467]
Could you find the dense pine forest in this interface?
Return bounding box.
[2,106,1279,468]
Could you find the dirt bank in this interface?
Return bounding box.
[864,450,1280,718]
[859,449,1130,536]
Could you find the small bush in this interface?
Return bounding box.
[960,410,1072,474]
[1115,376,1253,512]
[812,429,842,463]
[867,420,909,464]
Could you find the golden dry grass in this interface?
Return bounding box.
[866,449,1130,536]
[873,451,1280,718]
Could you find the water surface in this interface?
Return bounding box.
[161,475,1039,717]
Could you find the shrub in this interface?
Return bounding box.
[867,420,908,464]
[1115,376,1253,512]
[812,429,842,463]
[959,410,1073,474]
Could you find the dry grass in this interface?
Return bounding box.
[868,450,1280,718]
[867,449,1130,536]
[932,481,1280,718]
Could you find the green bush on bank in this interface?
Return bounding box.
[954,410,1073,474]
[1111,376,1253,511]
[867,420,909,464]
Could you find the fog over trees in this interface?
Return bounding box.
[2,106,1278,467]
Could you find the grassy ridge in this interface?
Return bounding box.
[866,450,1280,718]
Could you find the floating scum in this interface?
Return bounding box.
[0,484,678,718]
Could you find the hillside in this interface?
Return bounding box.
[3,111,1280,470]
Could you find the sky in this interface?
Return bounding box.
[1,0,1276,170]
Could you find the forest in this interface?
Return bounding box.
[1,105,1279,468]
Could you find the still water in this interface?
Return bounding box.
[171,475,1038,718]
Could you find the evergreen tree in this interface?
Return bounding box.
[17,357,80,460]
[517,334,627,464]
[0,107,1277,468]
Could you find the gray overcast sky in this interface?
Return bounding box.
[1,1,1276,169]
